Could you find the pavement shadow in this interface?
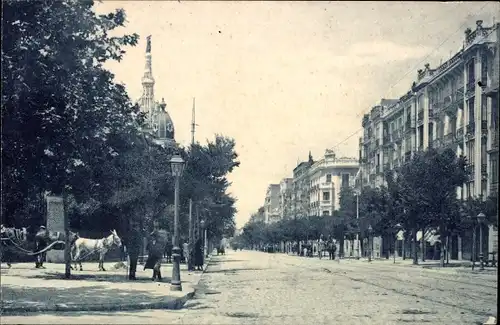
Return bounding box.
[1,284,168,312]
[15,272,189,284]
[204,268,263,274]
[210,260,247,263]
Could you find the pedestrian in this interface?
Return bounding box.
[194,237,204,271]
[182,241,189,265]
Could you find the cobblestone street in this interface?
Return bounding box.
[2,250,497,324]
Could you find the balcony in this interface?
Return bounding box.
[432,138,443,148]
[466,164,474,176]
[466,80,476,98]
[481,120,488,138]
[375,139,380,148]
[417,111,424,123]
[383,135,391,146]
[405,151,412,161]
[405,119,415,131]
[491,129,499,152]
[443,132,454,146]
[321,200,331,205]
[466,122,475,137]
[456,127,464,141]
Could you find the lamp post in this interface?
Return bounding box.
[471,215,476,271]
[355,193,360,260]
[169,154,185,291]
[368,225,373,262]
[477,212,486,271]
[200,219,208,258]
[393,223,402,264]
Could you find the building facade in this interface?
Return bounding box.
[291,152,314,219]
[264,184,281,224]
[309,149,359,216]
[358,20,499,258]
[279,178,294,220]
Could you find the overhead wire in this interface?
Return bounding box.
[331,3,493,151]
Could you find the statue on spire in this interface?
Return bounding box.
[146,35,152,53]
[308,151,314,164]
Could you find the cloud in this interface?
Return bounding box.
[329,41,433,68]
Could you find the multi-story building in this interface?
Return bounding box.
[309,149,359,216]
[279,178,294,220]
[358,20,499,259]
[291,152,314,219]
[264,184,281,224]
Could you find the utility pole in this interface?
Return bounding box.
[188,97,197,272]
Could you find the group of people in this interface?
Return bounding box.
[182,237,204,271]
[292,234,337,260]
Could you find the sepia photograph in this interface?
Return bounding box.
[1,1,498,324]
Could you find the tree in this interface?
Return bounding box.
[390,148,470,265]
[2,0,140,227]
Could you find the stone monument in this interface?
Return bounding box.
[45,195,65,263]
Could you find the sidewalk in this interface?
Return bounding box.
[0,257,212,315]
[283,251,497,275]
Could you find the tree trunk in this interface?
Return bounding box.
[422,230,426,262]
[439,226,445,267]
[402,233,406,260]
[445,235,450,265]
[412,227,418,265]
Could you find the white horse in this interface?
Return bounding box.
[71,230,122,271]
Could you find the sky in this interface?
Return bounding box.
[95,1,497,228]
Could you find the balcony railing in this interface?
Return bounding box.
[466,80,476,98]
[466,122,475,135]
[492,128,499,150]
[432,138,442,148]
[481,164,487,175]
[466,164,474,176]
[405,119,415,131]
[481,120,488,138]
[417,111,424,123]
[444,132,454,145]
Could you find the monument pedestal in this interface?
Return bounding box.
[45,195,64,263]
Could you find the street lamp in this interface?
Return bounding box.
[477,212,486,271]
[354,193,360,260]
[393,223,402,264]
[170,154,185,291]
[368,225,373,262]
[200,219,208,258]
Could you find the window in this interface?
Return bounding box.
[492,97,498,129]
[341,174,350,188]
[468,98,475,123]
[322,191,330,201]
[467,141,475,165]
[322,210,330,216]
[326,174,332,183]
[467,59,475,84]
[491,154,498,185]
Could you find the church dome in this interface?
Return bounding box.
[154,98,175,140]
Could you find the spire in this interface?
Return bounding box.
[142,35,154,85]
[308,150,313,164]
[146,35,152,53]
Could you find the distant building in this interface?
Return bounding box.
[291,152,315,219]
[264,184,281,224]
[279,178,293,220]
[308,149,359,216]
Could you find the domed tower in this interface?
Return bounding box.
[137,35,176,148]
[153,98,176,147]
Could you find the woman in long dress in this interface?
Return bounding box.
[194,237,204,271]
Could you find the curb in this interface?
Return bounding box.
[0,255,215,316]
